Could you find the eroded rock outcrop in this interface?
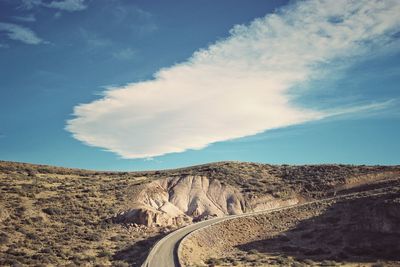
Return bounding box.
[114,175,246,227]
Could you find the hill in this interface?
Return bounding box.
[179,184,400,266]
[0,161,399,266]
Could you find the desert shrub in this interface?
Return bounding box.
[302,259,315,265]
[320,260,338,266]
[276,255,291,265]
[327,238,342,246]
[345,246,373,256]
[277,235,291,242]
[244,254,258,263]
[42,207,63,215]
[70,257,84,265]
[0,232,9,244]
[1,258,23,267]
[224,256,235,263]
[98,249,113,258]
[281,245,298,252]
[304,248,326,256]
[6,247,27,257]
[206,257,224,266]
[112,261,130,267]
[15,206,26,215]
[324,216,341,224]
[40,247,53,254]
[84,233,102,242]
[248,249,259,254]
[30,216,43,223]
[111,235,122,242]
[335,251,348,259]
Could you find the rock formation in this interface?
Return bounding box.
[113,175,246,227]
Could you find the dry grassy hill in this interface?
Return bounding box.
[179,184,400,266]
[0,161,399,266]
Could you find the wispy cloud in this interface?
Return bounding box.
[20,0,42,10]
[0,22,44,45]
[13,14,36,22]
[113,48,136,60]
[20,0,87,12]
[54,12,62,19]
[325,100,397,119]
[43,0,87,12]
[78,28,112,49]
[111,5,157,35]
[67,0,400,159]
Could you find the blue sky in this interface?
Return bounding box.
[0,0,399,171]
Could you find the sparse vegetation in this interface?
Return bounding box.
[180,181,400,267]
[0,160,399,266]
[0,161,164,266]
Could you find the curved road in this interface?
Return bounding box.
[141,203,304,267]
[141,183,397,267]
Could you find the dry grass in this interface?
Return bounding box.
[180,184,400,267]
[0,160,399,266]
[0,161,164,266]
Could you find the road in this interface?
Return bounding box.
[141,203,303,267]
[141,215,229,267]
[141,183,398,267]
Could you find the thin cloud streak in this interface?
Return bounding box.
[0,22,44,44]
[43,0,87,11]
[13,14,36,22]
[20,0,87,11]
[113,48,136,60]
[67,0,400,159]
[325,100,398,120]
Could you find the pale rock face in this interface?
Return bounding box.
[160,176,245,218]
[114,176,246,227]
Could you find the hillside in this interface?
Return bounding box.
[113,162,399,228]
[0,161,399,266]
[179,184,400,266]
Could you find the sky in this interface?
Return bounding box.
[0,0,399,171]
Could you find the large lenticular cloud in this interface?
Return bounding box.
[66,0,400,159]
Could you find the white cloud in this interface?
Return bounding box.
[66,0,400,159]
[0,22,44,45]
